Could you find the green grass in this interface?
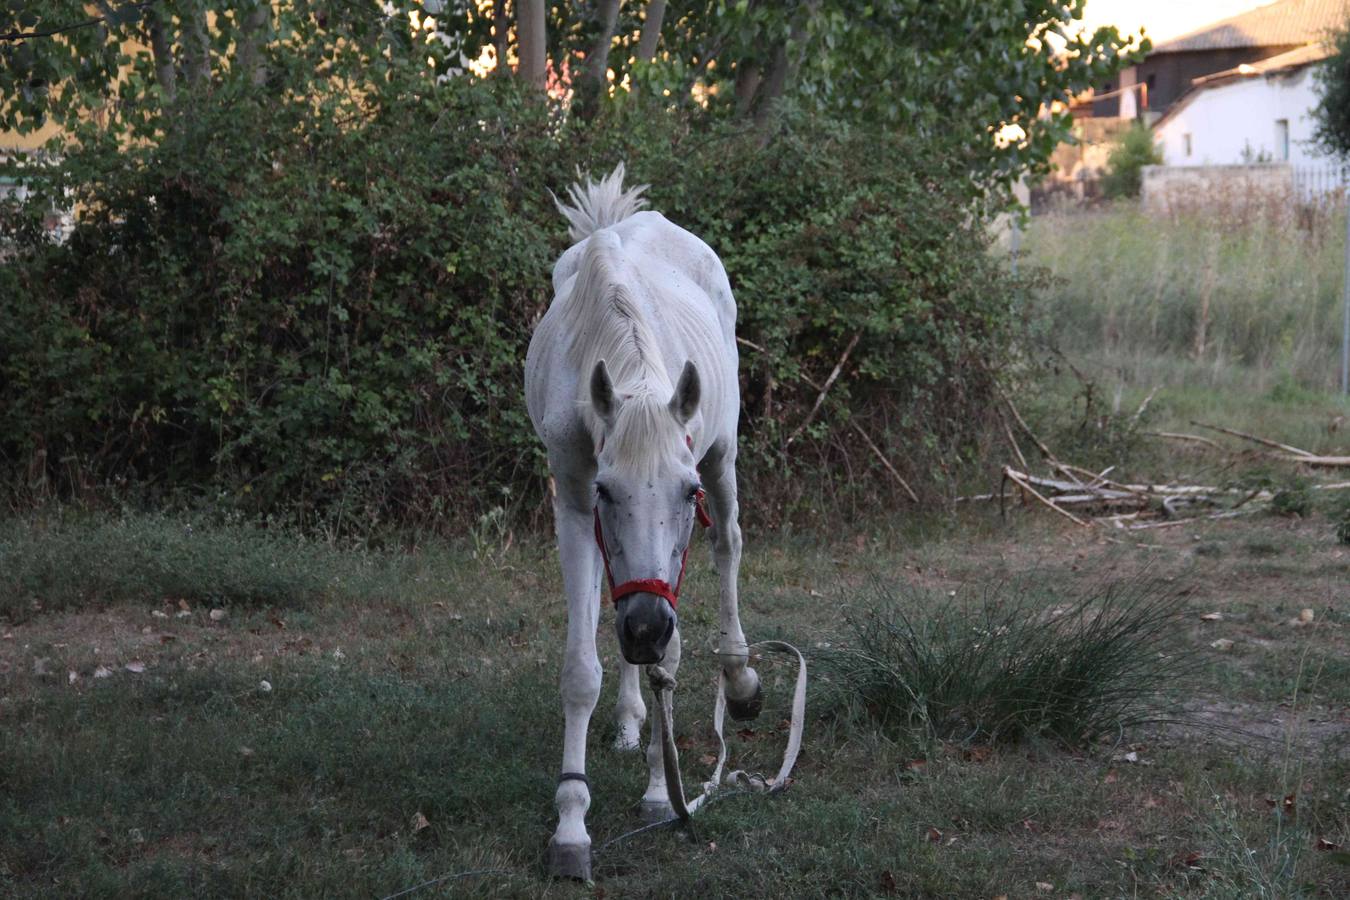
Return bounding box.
[1025,203,1349,392]
[2,510,1347,897]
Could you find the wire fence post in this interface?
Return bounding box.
[1343,177,1350,395]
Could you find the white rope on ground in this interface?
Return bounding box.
[646,639,808,821]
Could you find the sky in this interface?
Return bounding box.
[1080,0,1280,44]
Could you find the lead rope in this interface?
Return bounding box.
[645,640,808,821]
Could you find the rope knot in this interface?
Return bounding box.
[645,664,677,693]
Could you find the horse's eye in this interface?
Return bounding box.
[596,483,612,503]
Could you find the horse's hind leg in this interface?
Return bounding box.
[701,453,761,721]
[613,659,645,751]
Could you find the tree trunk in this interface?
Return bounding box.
[636,0,667,63]
[733,63,762,117]
[752,43,790,123]
[146,9,177,102]
[752,2,816,124]
[575,0,623,117]
[236,1,271,87]
[183,2,212,88]
[516,0,547,90]
[493,0,511,75]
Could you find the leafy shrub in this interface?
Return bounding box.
[1325,494,1350,544]
[821,576,1193,747]
[0,82,1032,532]
[1270,478,1313,518]
[1102,123,1163,199]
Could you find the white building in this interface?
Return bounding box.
[1152,44,1335,169]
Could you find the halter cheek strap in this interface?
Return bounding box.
[593,435,713,610]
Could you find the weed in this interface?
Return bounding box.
[821,574,1196,747]
[1270,480,1314,519]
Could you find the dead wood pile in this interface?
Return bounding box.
[979,394,1350,531]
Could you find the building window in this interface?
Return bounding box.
[1183,133,1193,157]
[1275,119,1290,161]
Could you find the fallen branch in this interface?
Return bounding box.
[787,331,861,446]
[1191,421,1316,458]
[1143,431,1226,452]
[852,422,920,503]
[1130,386,1159,428]
[1269,453,1350,468]
[1003,466,1092,528]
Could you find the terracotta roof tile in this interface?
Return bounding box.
[1154,0,1349,53]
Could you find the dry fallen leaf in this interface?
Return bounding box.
[93,666,113,679]
[1199,612,1223,621]
[1299,608,1314,623]
[125,660,146,674]
[152,610,168,619]
[209,608,227,622]
[1104,769,1118,784]
[258,680,273,693]
[178,599,190,611]
[68,671,78,685]
[906,758,927,772]
[925,826,943,843]
[1035,882,1054,893]
[411,811,430,832]
[1316,837,1341,851]
[1210,638,1234,651]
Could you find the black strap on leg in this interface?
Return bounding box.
[558,771,590,788]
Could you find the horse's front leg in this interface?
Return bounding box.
[639,625,681,822]
[701,456,761,720]
[548,500,604,880]
[613,659,645,751]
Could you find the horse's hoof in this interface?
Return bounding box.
[726,681,763,722]
[546,840,592,881]
[639,799,675,824]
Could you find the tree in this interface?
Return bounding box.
[1101,123,1163,198]
[1,1,1143,197]
[1313,17,1350,158]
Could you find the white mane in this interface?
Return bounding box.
[555,167,685,471]
[553,163,650,244]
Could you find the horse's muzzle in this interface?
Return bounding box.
[615,593,676,665]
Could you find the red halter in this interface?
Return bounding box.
[593,435,714,610]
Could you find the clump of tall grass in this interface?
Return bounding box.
[1026,200,1347,391]
[822,575,1195,747]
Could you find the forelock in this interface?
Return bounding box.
[604,390,685,477]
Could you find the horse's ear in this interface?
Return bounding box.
[669,360,700,426]
[590,360,618,425]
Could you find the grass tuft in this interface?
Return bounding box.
[822,574,1196,748]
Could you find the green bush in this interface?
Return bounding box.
[1101,123,1163,198]
[0,82,1032,532]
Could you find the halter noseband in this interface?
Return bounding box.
[593,435,714,610]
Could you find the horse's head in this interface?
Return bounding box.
[590,359,703,665]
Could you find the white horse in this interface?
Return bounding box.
[525,165,762,879]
